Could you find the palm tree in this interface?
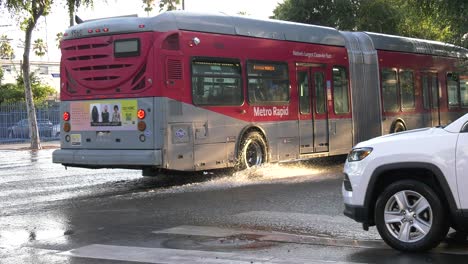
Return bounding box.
[33,38,47,59]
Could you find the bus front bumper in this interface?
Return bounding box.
[52,149,162,169]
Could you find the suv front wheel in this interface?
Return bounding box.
[375,180,449,252]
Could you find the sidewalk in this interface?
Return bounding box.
[0,140,60,150]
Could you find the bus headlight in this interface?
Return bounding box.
[347,147,373,162]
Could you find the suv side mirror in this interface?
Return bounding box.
[462,122,468,133]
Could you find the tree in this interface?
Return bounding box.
[355,0,400,34]
[66,0,93,27]
[0,34,15,60]
[55,32,63,49]
[33,38,47,58]
[0,0,53,150]
[271,0,356,30]
[422,0,467,47]
[142,0,155,16]
[271,0,467,48]
[158,0,179,12]
[0,73,56,104]
[142,0,179,15]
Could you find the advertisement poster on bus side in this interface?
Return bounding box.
[70,100,138,131]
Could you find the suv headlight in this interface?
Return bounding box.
[348,147,373,162]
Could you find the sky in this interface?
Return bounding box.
[1,0,283,62]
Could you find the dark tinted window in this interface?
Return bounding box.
[333,67,349,114]
[400,70,415,109]
[431,76,439,109]
[315,72,326,114]
[298,71,310,114]
[382,69,398,112]
[422,75,430,110]
[461,76,468,107]
[192,59,243,106]
[447,73,459,107]
[247,61,289,104]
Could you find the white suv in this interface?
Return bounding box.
[343,113,468,252]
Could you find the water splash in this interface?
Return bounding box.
[140,161,344,196]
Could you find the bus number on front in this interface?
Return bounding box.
[71,30,82,38]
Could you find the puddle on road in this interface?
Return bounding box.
[0,214,71,249]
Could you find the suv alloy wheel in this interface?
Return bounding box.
[374,180,449,252]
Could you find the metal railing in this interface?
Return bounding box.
[0,101,60,144]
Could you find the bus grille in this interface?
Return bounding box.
[61,33,151,95]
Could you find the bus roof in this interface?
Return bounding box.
[364,32,468,59]
[64,11,468,58]
[64,11,345,47]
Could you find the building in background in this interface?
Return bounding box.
[1,60,60,97]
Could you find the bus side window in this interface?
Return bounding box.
[461,75,468,107]
[332,66,349,114]
[381,68,399,112]
[247,61,289,105]
[447,73,460,108]
[191,58,243,106]
[422,75,430,110]
[400,70,415,110]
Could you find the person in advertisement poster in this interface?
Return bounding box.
[112,105,121,122]
[90,103,122,126]
[101,105,110,123]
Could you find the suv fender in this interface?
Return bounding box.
[363,162,461,227]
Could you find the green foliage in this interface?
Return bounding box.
[0,34,15,60]
[142,0,179,15]
[271,0,468,47]
[55,32,63,49]
[355,0,400,34]
[66,0,93,26]
[158,0,179,12]
[271,0,356,30]
[33,38,47,57]
[0,72,56,104]
[142,0,155,14]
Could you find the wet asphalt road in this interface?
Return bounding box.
[0,147,467,264]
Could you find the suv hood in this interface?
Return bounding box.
[355,127,448,148]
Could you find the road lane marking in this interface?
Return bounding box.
[59,244,355,263]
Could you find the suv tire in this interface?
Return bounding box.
[375,180,449,252]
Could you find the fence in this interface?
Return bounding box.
[0,101,60,144]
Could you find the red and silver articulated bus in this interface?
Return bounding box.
[52,11,468,175]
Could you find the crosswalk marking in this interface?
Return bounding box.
[153,225,276,237]
[59,244,353,264]
[154,225,387,249]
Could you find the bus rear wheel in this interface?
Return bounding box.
[237,132,267,170]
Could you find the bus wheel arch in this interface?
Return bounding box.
[390,119,407,133]
[235,126,269,170]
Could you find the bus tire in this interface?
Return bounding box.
[391,121,406,133]
[236,132,267,170]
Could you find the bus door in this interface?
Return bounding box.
[297,64,329,154]
[421,73,440,127]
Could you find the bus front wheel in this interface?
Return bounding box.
[236,132,267,170]
[391,121,406,133]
